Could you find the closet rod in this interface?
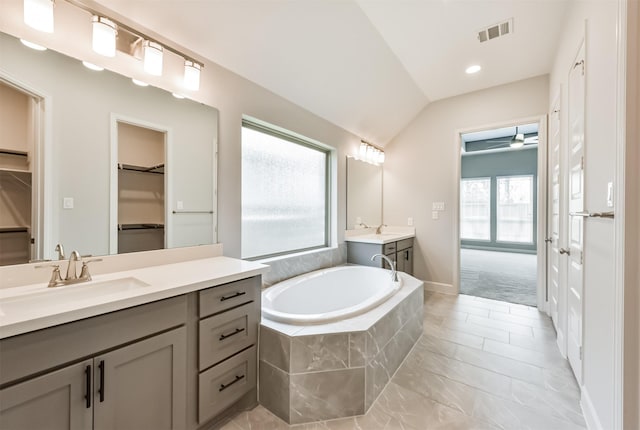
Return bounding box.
[118,163,165,174]
[172,210,214,214]
[1,171,32,188]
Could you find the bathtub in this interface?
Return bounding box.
[262,266,402,324]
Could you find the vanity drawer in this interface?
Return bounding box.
[396,238,414,251]
[198,346,256,424]
[383,242,396,254]
[199,302,257,371]
[199,276,259,318]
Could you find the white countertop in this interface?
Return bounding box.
[344,232,415,244]
[0,256,268,339]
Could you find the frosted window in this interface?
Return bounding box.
[241,125,328,259]
[497,175,534,243]
[460,178,491,240]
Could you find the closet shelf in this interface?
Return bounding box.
[118,163,164,174]
[0,149,28,158]
[0,227,29,234]
[118,223,165,231]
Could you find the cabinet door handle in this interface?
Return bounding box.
[85,365,91,408]
[219,374,245,392]
[219,327,245,341]
[98,360,105,402]
[405,250,409,261]
[220,291,246,302]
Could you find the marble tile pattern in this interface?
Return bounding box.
[258,287,423,425]
[225,292,586,430]
[262,245,347,287]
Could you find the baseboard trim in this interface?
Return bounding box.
[424,281,455,295]
[581,386,605,430]
[556,331,567,358]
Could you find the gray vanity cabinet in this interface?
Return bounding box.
[347,238,414,275]
[93,327,186,430]
[0,360,93,430]
[0,328,186,430]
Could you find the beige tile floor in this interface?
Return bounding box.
[221,292,585,430]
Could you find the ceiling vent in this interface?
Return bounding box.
[478,19,513,43]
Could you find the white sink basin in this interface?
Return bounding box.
[0,277,150,317]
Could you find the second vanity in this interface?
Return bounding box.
[345,228,415,275]
[0,246,268,430]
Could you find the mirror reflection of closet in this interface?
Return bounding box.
[0,81,36,265]
[117,121,166,254]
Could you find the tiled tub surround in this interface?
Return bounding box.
[260,245,347,288]
[258,275,423,424]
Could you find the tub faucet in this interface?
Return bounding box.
[371,254,398,282]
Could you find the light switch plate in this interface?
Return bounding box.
[606,182,614,208]
[407,217,413,226]
[432,202,445,211]
[432,211,439,220]
[177,200,184,210]
[63,197,74,209]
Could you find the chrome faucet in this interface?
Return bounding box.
[375,224,387,234]
[371,254,398,282]
[36,250,102,288]
[55,243,65,260]
[359,222,370,229]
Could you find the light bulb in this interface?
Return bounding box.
[184,60,201,91]
[143,41,163,76]
[20,39,47,51]
[92,16,117,57]
[24,0,54,33]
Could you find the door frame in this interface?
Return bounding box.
[453,114,548,311]
[109,114,173,254]
[0,70,53,261]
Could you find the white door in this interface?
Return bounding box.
[566,42,585,383]
[547,94,563,340]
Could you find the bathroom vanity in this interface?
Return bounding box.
[0,251,267,430]
[345,230,415,275]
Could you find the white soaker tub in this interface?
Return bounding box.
[262,266,402,324]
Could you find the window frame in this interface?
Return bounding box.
[241,118,332,260]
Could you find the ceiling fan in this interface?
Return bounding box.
[485,126,530,149]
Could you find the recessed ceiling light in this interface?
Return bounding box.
[466,65,482,74]
[82,61,104,71]
[172,93,185,99]
[131,78,149,87]
[20,39,47,51]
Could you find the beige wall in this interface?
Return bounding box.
[547,0,620,427]
[383,75,549,288]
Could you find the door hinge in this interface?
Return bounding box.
[579,346,583,360]
[580,156,584,170]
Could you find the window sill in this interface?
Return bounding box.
[256,246,338,265]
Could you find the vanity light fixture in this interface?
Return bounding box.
[92,16,117,57]
[24,0,54,33]
[357,140,385,165]
[20,38,47,51]
[183,60,201,90]
[131,78,149,87]
[82,61,104,71]
[143,41,163,76]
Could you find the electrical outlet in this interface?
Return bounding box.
[63,197,74,209]
[407,217,413,226]
[432,211,439,220]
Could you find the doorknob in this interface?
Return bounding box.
[544,238,553,243]
[559,248,571,255]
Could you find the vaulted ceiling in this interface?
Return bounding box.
[14,0,572,145]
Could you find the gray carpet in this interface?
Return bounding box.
[460,249,537,306]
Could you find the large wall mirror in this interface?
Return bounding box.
[0,31,218,265]
[346,157,382,230]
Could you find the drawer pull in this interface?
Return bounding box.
[220,291,246,302]
[98,360,105,402]
[219,327,245,341]
[219,374,245,392]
